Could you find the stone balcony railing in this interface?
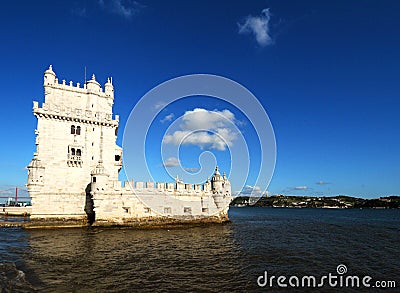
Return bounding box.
[67,154,83,167]
[32,101,119,127]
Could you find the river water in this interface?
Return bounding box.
[1,207,399,292]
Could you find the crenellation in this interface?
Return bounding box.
[43,67,114,99]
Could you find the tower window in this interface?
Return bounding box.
[115,155,121,161]
[76,149,82,156]
[71,125,81,135]
[71,148,75,156]
[93,177,96,183]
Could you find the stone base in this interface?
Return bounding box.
[92,214,230,228]
[0,214,230,229]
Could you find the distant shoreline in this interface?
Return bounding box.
[230,195,400,209]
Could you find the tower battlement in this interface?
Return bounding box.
[44,65,114,99]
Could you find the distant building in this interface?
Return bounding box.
[27,66,231,224]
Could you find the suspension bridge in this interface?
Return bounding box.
[0,187,31,216]
[0,186,30,205]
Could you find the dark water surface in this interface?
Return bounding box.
[1,207,399,292]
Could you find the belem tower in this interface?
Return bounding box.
[27,66,232,225]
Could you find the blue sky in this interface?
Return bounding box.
[0,0,399,198]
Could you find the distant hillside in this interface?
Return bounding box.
[231,195,400,209]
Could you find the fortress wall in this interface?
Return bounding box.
[30,192,86,219]
[92,187,230,222]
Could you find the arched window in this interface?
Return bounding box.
[76,149,81,156]
[76,126,81,135]
[71,125,75,134]
[71,148,75,156]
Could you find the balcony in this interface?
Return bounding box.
[67,154,83,167]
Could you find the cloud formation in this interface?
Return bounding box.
[154,101,167,111]
[234,185,265,197]
[184,167,200,173]
[238,8,273,47]
[98,0,143,19]
[316,181,330,185]
[294,186,308,190]
[281,185,315,194]
[160,113,175,123]
[162,157,180,167]
[163,108,239,151]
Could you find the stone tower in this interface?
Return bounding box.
[27,65,122,219]
[211,166,231,208]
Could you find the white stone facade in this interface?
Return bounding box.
[27,66,231,224]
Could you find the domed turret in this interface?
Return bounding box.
[104,77,114,98]
[27,155,45,193]
[211,166,223,191]
[44,65,56,85]
[211,166,232,209]
[90,160,109,192]
[86,74,101,92]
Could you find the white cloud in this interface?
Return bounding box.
[234,185,265,197]
[294,186,308,190]
[154,101,167,111]
[163,108,239,151]
[162,157,180,167]
[160,113,174,123]
[281,185,314,194]
[184,167,200,173]
[238,8,273,47]
[316,181,330,185]
[98,0,143,19]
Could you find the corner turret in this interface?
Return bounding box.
[27,155,45,193]
[44,65,56,86]
[211,166,223,191]
[211,166,231,209]
[104,77,114,99]
[90,160,109,192]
